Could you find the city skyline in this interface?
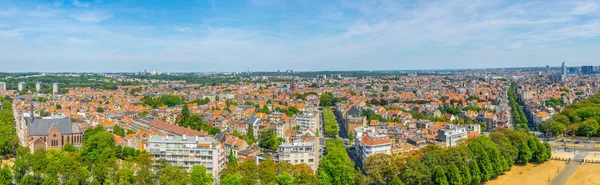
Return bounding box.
[1,0,600,72]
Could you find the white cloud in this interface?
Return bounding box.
[73,10,112,23]
[72,0,90,8]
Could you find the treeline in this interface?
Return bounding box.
[540,92,600,138]
[0,126,215,185]
[508,82,529,131]
[319,92,342,107]
[141,94,183,108]
[0,97,18,156]
[360,128,551,185]
[178,105,221,135]
[323,108,339,138]
[2,75,144,91]
[219,157,318,185]
[318,138,367,184]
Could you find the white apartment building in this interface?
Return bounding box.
[438,124,468,147]
[147,135,225,182]
[295,113,317,130]
[52,83,60,94]
[0,82,6,91]
[278,140,319,171]
[18,82,26,91]
[36,82,42,92]
[354,126,391,167]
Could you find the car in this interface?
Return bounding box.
[575,141,581,144]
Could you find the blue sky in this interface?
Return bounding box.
[1,0,600,72]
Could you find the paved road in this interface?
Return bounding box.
[550,143,593,185]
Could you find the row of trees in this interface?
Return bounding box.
[540,92,600,138]
[508,82,529,131]
[141,94,183,108]
[0,97,18,156]
[314,129,552,185]
[323,108,339,138]
[219,157,319,185]
[1,126,215,185]
[319,92,342,107]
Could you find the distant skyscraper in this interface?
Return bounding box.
[18,82,26,91]
[36,82,42,92]
[52,83,60,94]
[546,65,550,74]
[562,62,567,76]
[0,82,5,91]
[582,66,594,75]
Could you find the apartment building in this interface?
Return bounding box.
[147,135,225,182]
[295,113,317,130]
[437,124,467,147]
[277,140,318,171]
[354,126,392,167]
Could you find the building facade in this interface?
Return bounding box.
[437,124,467,147]
[278,140,318,171]
[295,113,317,130]
[147,135,225,183]
[53,83,60,94]
[354,126,391,167]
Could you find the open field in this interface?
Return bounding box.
[565,164,600,185]
[486,160,566,185]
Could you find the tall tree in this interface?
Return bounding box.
[432,166,449,185]
[446,164,462,185]
[180,104,191,127]
[190,165,214,185]
[159,164,190,185]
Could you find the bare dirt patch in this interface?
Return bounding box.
[486,160,566,185]
[565,164,600,185]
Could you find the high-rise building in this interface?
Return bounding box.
[296,113,318,130]
[278,140,318,171]
[582,66,594,75]
[546,65,550,74]
[147,135,225,182]
[18,82,26,91]
[562,62,567,76]
[35,82,43,92]
[0,82,5,91]
[52,83,60,94]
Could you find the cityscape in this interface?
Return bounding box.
[2,1,600,185]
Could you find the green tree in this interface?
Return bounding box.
[261,105,270,114]
[258,129,281,151]
[190,165,214,185]
[97,107,105,113]
[221,173,241,185]
[180,104,191,126]
[277,172,294,185]
[459,164,472,185]
[0,164,11,185]
[318,138,356,185]
[446,164,462,185]
[258,158,277,184]
[114,124,126,137]
[399,157,431,185]
[246,125,255,145]
[432,166,449,185]
[579,118,599,139]
[159,164,190,185]
[229,148,238,165]
[550,121,567,138]
[469,161,481,184]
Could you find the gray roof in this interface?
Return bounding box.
[27,116,82,136]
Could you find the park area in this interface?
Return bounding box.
[486,160,566,185]
[565,163,600,185]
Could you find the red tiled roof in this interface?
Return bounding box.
[149,119,207,136]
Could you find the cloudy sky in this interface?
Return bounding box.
[1,0,600,72]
